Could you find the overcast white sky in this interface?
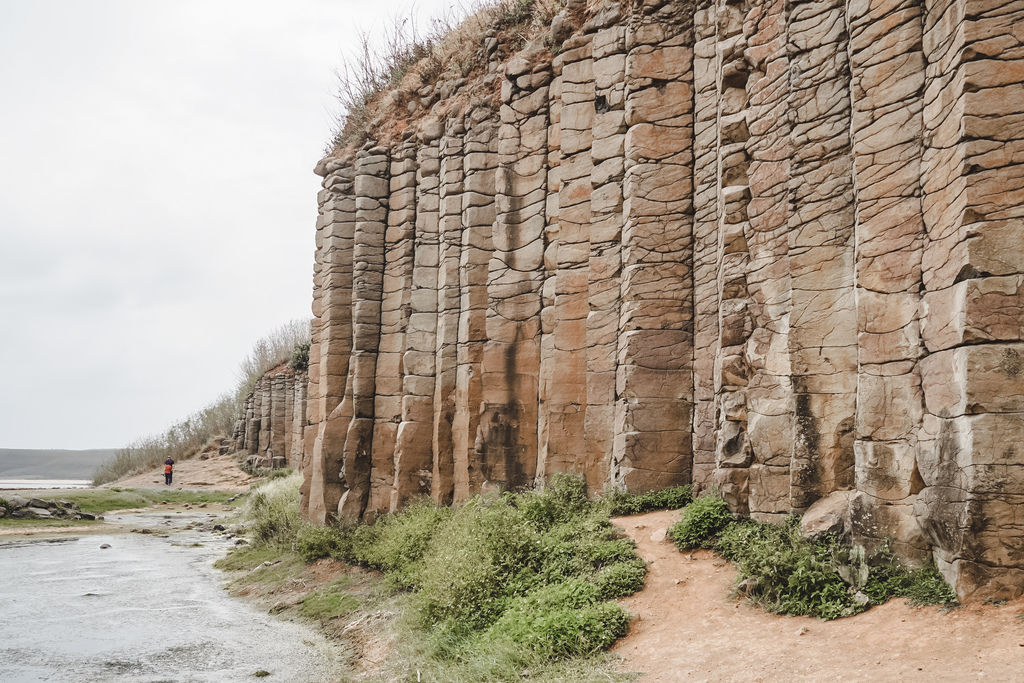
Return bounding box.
[0,0,454,449]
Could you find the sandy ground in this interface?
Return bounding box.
[611,510,1024,682]
[108,452,256,491]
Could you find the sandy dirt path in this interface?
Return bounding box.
[612,509,1024,682]
[108,452,256,491]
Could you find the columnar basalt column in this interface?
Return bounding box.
[368,142,417,515]
[431,118,466,505]
[847,0,929,558]
[691,0,721,490]
[545,34,593,482]
[393,125,442,510]
[336,145,390,521]
[785,0,857,511]
[451,113,498,502]
[304,160,356,521]
[916,0,1024,599]
[615,0,695,491]
[474,56,550,491]
[587,8,627,492]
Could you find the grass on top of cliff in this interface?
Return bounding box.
[667,495,958,620]
[222,473,695,680]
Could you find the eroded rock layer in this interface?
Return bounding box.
[300,0,1024,600]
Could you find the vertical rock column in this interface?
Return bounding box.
[547,35,594,481]
[587,8,627,491]
[917,0,1024,599]
[475,57,550,490]
[304,161,356,521]
[739,0,795,518]
[452,115,497,501]
[691,0,721,489]
[290,373,307,468]
[847,0,928,557]
[712,0,758,511]
[393,126,442,510]
[336,145,389,521]
[615,0,695,491]
[431,119,465,505]
[368,141,416,516]
[269,374,287,461]
[785,0,857,510]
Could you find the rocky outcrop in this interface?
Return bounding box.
[234,365,308,470]
[0,495,98,521]
[300,0,1024,600]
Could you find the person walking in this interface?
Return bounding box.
[164,457,174,485]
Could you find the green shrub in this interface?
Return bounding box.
[290,341,310,371]
[296,524,350,563]
[481,580,631,660]
[244,473,303,546]
[593,558,647,599]
[353,499,452,588]
[669,495,732,550]
[716,518,856,619]
[605,485,693,516]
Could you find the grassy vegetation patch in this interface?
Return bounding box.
[234,473,649,678]
[605,485,692,516]
[298,577,361,621]
[669,495,958,619]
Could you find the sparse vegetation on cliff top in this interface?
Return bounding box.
[329,0,570,149]
[668,495,958,620]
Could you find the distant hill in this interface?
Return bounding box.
[0,448,117,480]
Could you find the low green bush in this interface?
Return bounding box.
[669,495,733,550]
[298,577,360,621]
[605,485,693,516]
[673,505,960,620]
[244,473,303,546]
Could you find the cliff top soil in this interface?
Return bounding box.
[612,510,1024,682]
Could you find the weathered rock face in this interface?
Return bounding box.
[234,365,308,470]
[300,0,1024,600]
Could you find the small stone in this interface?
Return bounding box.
[99,544,111,549]
[649,528,668,543]
[796,626,809,636]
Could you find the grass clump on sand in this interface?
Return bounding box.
[668,494,958,620]
[604,484,692,516]
[235,472,644,679]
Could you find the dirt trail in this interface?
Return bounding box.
[109,452,256,491]
[612,510,1024,682]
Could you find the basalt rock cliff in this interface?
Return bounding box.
[297,0,1024,600]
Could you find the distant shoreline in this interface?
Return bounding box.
[0,479,92,490]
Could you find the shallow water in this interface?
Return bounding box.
[0,512,340,682]
[0,479,91,490]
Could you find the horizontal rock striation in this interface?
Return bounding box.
[300,0,1024,600]
[234,365,308,470]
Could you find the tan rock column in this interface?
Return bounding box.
[544,35,593,483]
[452,114,498,502]
[537,57,561,486]
[474,56,550,491]
[283,373,295,464]
[290,371,307,468]
[739,0,795,519]
[917,0,1024,599]
[393,126,442,510]
[304,160,357,521]
[431,118,466,505]
[691,0,721,489]
[846,0,929,558]
[785,0,857,510]
[587,7,628,492]
[711,0,757,514]
[615,0,695,491]
[258,378,272,455]
[335,145,390,521]
[269,373,287,461]
[367,141,417,516]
